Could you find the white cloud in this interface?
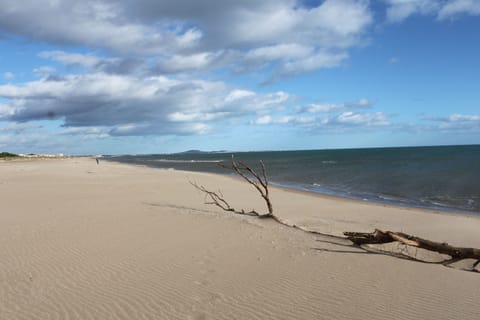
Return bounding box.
[384,0,439,22]
[254,115,316,125]
[59,127,109,139]
[305,104,344,113]
[39,51,102,68]
[245,44,313,61]
[3,72,14,80]
[2,0,477,84]
[335,111,390,126]
[0,122,42,133]
[302,0,372,37]
[298,99,372,113]
[250,93,392,133]
[0,103,14,118]
[272,52,349,80]
[167,112,230,122]
[0,0,373,80]
[255,115,273,125]
[37,51,145,75]
[384,0,480,22]
[154,52,219,74]
[224,89,256,102]
[438,0,480,19]
[253,100,390,132]
[448,114,480,121]
[32,66,57,77]
[0,73,290,136]
[423,113,480,131]
[0,0,202,55]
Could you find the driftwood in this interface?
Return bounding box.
[190,180,266,217]
[345,229,480,268]
[192,158,480,272]
[220,157,273,216]
[191,156,273,218]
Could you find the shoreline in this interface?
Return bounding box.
[270,181,480,219]
[99,158,480,252]
[104,157,480,219]
[101,145,480,215]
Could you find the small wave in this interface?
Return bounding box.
[321,160,337,164]
[430,201,450,207]
[377,194,407,202]
[151,159,224,164]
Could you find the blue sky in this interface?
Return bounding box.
[0,0,479,155]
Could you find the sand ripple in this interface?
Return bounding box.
[1,158,479,319]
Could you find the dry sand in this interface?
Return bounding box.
[1,157,479,319]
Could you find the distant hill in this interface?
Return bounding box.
[177,150,228,154]
[179,150,205,154]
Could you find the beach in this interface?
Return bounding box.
[1,157,479,319]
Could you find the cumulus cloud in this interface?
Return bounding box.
[3,72,14,80]
[334,111,390,126]
[131,0,372,48]
[254,97,389,132]
[0,121,58,152]
[38,51,145,75]
[0,73,289,136]
[32,66,57,77]
[384,0,439,22]
[39,51,102,68]
[270,52,349,81]
[0,103,14,118]
[0,122,42,134]
[0,0,373,80]
[254,111,390,130]
[298,99,372,113]
[1,1,476,82]
[245,44,313,62]
[254,115,316,125]
[154,52,223,74]
[59,127,110,139]
[384,0,480,22]
[438,0,480,19]
[0,0,202,55]
[423,113,480,131]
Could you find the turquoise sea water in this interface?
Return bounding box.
[105,145,480,214]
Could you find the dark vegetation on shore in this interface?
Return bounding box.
[0,152,19,158]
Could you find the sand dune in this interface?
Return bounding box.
[1,158,479,319]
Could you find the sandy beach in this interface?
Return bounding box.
[1,157,479,320]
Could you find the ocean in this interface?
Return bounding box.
[105,145,480,214]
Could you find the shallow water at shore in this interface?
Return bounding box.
[105,145,480,214]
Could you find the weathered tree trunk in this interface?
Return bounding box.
[345,229,480,265]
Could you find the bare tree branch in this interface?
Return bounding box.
[217,156,273,216]
[190,180,262,217]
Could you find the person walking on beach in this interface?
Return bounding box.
[96,158,99,165]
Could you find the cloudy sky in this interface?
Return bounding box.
[1,0,479,154]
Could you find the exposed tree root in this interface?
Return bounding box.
[344,229,480,269]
